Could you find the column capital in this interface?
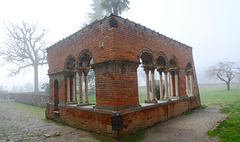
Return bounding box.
[164,71,168,75]
[157,69,164,74]
[83,69,90,76]
[144,68,150,74]
[77,69,83,75]
[150,68,155,73]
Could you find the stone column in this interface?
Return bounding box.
[78,70,83,103]
[67,76,70,102]
[72,76,76,102]
[185,73,189,95]
[164,71,169,99]
[190,73,193,96]
[159,71,163,100]
[151,69,157,103]
[144,69,150,103]
[84,69,89,103]
[175,71,179,97]
[169,72,173,98]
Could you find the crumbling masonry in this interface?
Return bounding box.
[46,14,201,137]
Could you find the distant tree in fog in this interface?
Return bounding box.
[101,0,130,16]
[206,61,237,90]
[237,65,240,87]
[88,0,106,23]
[88,0,130,23]
[0,21,48,92]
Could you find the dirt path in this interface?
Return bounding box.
[0,102,227,142]
[140,105,227,142]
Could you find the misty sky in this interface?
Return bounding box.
[0,0,240,90]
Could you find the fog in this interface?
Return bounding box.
[0,0,240,91]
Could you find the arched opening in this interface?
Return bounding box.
[64,55,77,104]
[77,49,95,104]
[54,79,59,111]
[137,48,156,103]
[169,57,179,98]
[185,62,193,96]
[156,55,168,100]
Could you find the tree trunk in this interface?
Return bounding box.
[34,64,39,92]
[113,6,118,15]
[227,82,230,91]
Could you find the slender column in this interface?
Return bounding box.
[144,69,150,102]
[159,71,163,100]
[78,71,83,103]
[190,73,193,96]
[170,72,173,98]
[185,74,189,95]
[84,69,89,103]
[175,72,179,97]
[151,69,157,103]
[67,76,70,102]
[164,71,169,99]
[72,76,76,102]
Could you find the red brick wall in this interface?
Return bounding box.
[46,96,200,137]
[49,73,66,102]
[95,71,139,108]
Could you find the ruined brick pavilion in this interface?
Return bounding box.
[46,14,201,137]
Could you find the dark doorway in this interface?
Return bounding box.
[54,80,59,111]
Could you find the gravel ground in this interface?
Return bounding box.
[0,102,227,142]
[0,102,97,142]
[140,105,227,142]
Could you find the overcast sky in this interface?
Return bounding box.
[0,0,240,90]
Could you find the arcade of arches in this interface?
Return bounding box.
[46,14,201,137]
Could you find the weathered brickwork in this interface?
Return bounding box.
[46,14,201,137]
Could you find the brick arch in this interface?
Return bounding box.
[186,62,192,69]
[169,55,179,69]
[137,48,156,65]
[156,51,169,69]
[65,55,76,70]
[185,59,193,70]
[77,49,93,67]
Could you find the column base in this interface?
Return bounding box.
[171,96,180,100]
[151,99,158,103]
[77,103,91,106]
[144,99,151,103]
[160,98,171,102]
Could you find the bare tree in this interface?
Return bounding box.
[236,66,240,88]
[0,21,48,92]
[206,61,236,90]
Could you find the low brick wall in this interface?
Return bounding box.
[46,96,201,137]
[0,92,49,108]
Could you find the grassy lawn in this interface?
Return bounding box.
[199,83,240,141]
[78,89,147,104]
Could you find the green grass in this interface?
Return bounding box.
[138,86,152,104]
[199,83,240,142]
[92,129,147,142]
[200,83,240,106]
[76,93,96,103]
[0,102,46,120]
[196,104,207,110]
